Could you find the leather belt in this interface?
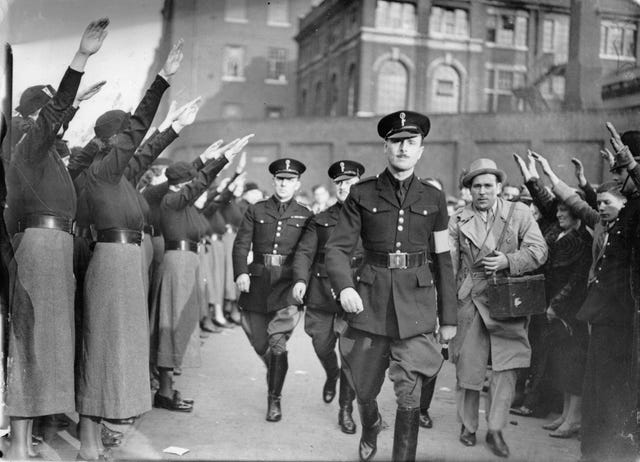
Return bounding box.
[143,224,154,236]
[75,225,93,240]
[96,228,142,246]
[18,214,74,234]
[315,253,362,268]
[254,253,290,267]
[364,250,428,269]
[165,239,199,253]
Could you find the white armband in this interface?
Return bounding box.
[433,230,450,253]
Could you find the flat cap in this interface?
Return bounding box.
[16,85,55,117]
[328,160,365,182]
[377,110,430,139]
[268,158,306,178]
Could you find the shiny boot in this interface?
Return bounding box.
[319,352,340,403]
[266,351,288,422]
[338,370,356,434]
[391,407,420,462]
[358,400,382,461]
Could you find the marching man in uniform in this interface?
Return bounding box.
[291,159,365,435]
[449,158,547,458]
[325,111,457,462]
[232,158,313,422]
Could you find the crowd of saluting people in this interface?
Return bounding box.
[0,18,639,462]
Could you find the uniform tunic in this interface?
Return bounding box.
[152,157,228,368]
[77,75,168,419]
[5,67,81,417]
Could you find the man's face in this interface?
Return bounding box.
[272,175,300,201]
[313,186,330,205]
[334,176,360,203]
[597,191,626,222]
[384,135,423,173]
[470,174,501,211]
[611,167,638,195]
[501,186,519,201]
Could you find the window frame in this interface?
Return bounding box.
[485,7,529,50]
[222,45,246,82]
[600,19,637,61]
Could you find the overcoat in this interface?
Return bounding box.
[448,198,547,390]
[325,171,457,339]
[232,196,312,313]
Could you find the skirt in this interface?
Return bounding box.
[223,230,238,301]
[152,250,201,368]
[77,242,150,419]
[7,228,75,417]
[206,238,225,306]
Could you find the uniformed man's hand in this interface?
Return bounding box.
[160,39,184,80]
[236,273,250,293]
[292,282,307,304]
[339,287,363,314]
[482,251,509,273]
[600,147,616,168]
[606,121,625,153]
[438,325,457,344]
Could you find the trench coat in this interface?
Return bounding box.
[448,198,547,390]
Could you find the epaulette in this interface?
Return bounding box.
[417,177,441,190]
[357,175,378,184]
[295,200,312,211]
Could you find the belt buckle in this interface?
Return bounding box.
[388,252,408,269]
[263,254,280,267]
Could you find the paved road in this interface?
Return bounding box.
[20,315,580,461]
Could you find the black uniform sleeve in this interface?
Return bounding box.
[125,127,179,185]
[232,203,256,278]
[580,181,597,210]
[201,188,234,218]
[68,138,102,180]
[92,75,169,183]
[292,216,319,284]
[326,189,361,293]
[142,181,170,206]
[432,190,457,326]
[163,156,228,210]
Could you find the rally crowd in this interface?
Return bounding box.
[0,18,639,462]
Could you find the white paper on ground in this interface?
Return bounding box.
[163,446,190,456]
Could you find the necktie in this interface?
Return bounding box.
[278,201,287,214]
[395,180,405,205]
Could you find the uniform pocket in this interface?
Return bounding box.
[408,204,439,245]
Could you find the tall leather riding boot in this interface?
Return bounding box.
[392,407,420,462]
[319,352,340,403]
[358,400,382,462]
[338,370,356,434]
[261,350,272,384]
[419,377,435,428]
[266,351,288,422]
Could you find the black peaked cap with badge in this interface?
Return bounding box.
[377,110,430,140]
[269,158,306,178]
[328,160,365,182]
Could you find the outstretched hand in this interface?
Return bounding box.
[606,121,625,153]
[75,80,106,103]
[571,157,587,186]
[236,151,247,174]
[78,18,109,56]
[160,39,184,79]
[513,153,532,182]
[600,147,616,168]
[224,134,254,162]
[174,97,202,127]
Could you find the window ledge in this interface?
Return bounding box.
[222,76,247,82]
[265,78,288,85]
[225,18,249,24]
[600,54,636,62]
[485,42,528,52]
[429,32,470,41]
[267,21,291,28]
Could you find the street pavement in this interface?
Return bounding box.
[20,314,580,461]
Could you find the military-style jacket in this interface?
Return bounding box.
[292,202,363,313]
[232,195,312,313]
[325,170,457,339]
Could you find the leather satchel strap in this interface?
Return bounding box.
[494,201,516,252]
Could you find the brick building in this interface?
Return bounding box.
[167,0,316,122]
[295,0,640,116]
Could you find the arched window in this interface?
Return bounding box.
[347,64,357,116]
[375,60,408,114]
[315,81,324,116]
[329,73,339,116]
[429,64,461,113]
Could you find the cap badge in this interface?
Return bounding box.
[42,87,53,98]
[285,159,291,171]
[340,162,345,172]
[399,112,406,127]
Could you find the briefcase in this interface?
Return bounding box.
[486,274,546,320]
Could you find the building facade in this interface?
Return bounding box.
[168,0,316,122]
[295,0,640,116]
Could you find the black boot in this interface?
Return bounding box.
[338,370,356,434]
[358,400,382,462]
[319,352,340,403]
[419,377,436,429]
[266,352,288,422]
[392,407,420,462]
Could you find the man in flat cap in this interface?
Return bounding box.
[449,158,547,458]
[233,157,313,422]
[291,160,365,435]
[325,110,457,462]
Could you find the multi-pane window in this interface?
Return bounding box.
[225,0,247,22]
[430,64,460,113]
[485,67,526,112]
[223,45,245,79]
[267,0,289,26]
[329,74,339,116]
[375,60,408,114]
[486,10,528,48]
[542,15,569,62]
[375,1,417,32]
[600,20,637,59]
[429,6,469,38]
[267,47,288,81]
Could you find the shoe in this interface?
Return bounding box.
[200,317,220,333]
[212,317,233,328]
[338,406,356,434]
[338,370,356,435]
[486,430,510,458]
[173,367,182,376]
[101,424,124,440]
[358,401,382,462]
[174,389,195,405]
[104,417,135,425]
[459,425,476,447]
[419,410,433,429]
[549,423,581,439]
[322,371,339,403]
[542,417,565,431]
[153,391,193,412]
[509,405,534,417]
